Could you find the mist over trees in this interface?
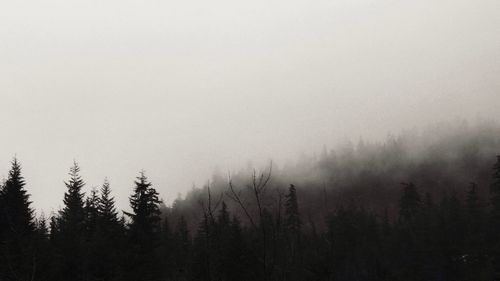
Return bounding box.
[1,120,500,280]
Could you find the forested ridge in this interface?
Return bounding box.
[2,121,500,280]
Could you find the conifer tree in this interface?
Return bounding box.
[0,158,35,280]
[57,161,86,281]
[84,188,99,238]
[49,214,59,242]
[59,162,86,234]
[0,158,34,237]
[284,184,302,275]
[126,171,161,240]
[124,171,162,281]
[98,178,119,225]
[285,184,301,234]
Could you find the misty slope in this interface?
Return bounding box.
[165,120,500,231]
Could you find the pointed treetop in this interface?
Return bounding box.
[1,157,34,235]
[99,178,118,224]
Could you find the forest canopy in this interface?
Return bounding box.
[1,120,500,280]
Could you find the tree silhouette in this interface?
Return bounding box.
[490,156,500,279]
[56,161,86,281]
[124,171,162,281]
[0,158,35,280]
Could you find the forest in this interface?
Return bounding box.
[2,121,500,281]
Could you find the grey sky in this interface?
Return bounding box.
[0,0,499,213]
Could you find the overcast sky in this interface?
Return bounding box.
[0,0,499,213]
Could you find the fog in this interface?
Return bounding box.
[0,0,499,213]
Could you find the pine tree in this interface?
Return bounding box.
[285,184,301,234]
[126,171,161,240]
[0,158,35,280]
[284,184,302,277]
[49,214,59,242]
[87,179,125,281]
[84,188,99,238]
[98,178,119,225]
[36,214,50,241]
[34,214,52,281]
[0,158,34,237]
[57,161,87,281]
[59,161,86,235]
[124,171,162,281]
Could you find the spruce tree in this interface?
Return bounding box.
[0,158,35,280]
[126,171,161,240]
[124,171,162,281]
[285,184,301,234]
[89,179,124,281]
[59,161,86,234]
[0,158,34,237]
[284,184,302,276]
[98,178,119,225]
[84,188,99,238]
[57,161,86,281]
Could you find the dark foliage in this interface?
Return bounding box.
[1,122,500,280]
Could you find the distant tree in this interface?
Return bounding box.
[84,188,99,238]
[491,156,500,228]
[395,183,424,280]
[490,156,500,279]
[35,214,49,241]
[173,216,191,280]
[34,214,52,281]
[464,183,488,280]
[49,214,59,242]
[285,184,301,234]
[160,217,174,280]
[217,204,252,281]
[440,191,466,279]
[327,204,382,281]
[284,184,302,278]
[399,182,421,222]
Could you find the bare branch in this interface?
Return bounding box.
[226,176,257,229]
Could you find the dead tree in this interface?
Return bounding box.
[226,162,273,279]
[197,182,223,281]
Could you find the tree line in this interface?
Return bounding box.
[1,154,500,281]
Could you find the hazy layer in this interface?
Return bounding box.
[0,0,499,213]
